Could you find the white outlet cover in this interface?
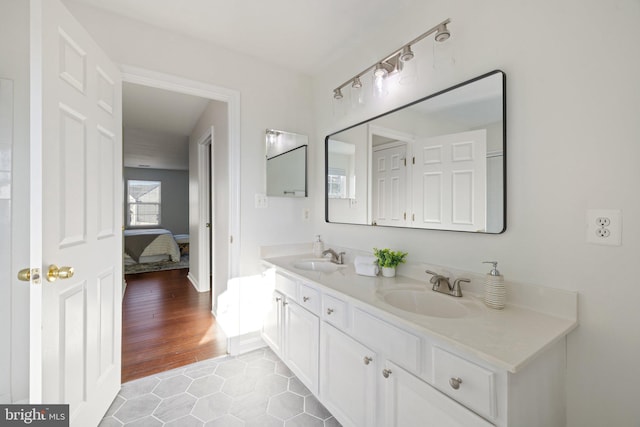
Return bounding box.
[255,193,268,209]
[586,209,621,246]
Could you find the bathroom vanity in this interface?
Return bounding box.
[260,254,577,427]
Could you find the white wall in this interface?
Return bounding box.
[62,2,316,276]
[0,0,31,403]
[123,127,189,170]
[311,1,640,426]
[189,100,229,309]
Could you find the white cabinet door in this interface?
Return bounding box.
[285,301,319,394]
[382,361,494,427]
[262,291,284,356]
[320,323,377,427]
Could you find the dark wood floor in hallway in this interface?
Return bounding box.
[122,268,227,383]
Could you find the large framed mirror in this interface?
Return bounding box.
[325,70,506,233]
[266,129,308,197]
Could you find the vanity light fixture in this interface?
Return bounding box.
[399,45,414,62]
[435,23,451,42]
[332,18,451,99]
[374,63,388,78]
[265,129,280,146]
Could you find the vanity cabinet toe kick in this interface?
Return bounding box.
[261,265,568,427]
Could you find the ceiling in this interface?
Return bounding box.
[71,0,419,169]
[67,0,418,75]
[123,82,210,136]
[122,82,210,170]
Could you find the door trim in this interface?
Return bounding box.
[195,128,213,293]
[120,65,241,281]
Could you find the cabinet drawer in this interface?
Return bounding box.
[383,361,495,427]
[322,294,349,330]
[433,347,497,419]
[352,308,420,373]
[298,283,320,315]
[275,272,298,300]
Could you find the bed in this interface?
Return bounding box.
[124,228,181,265]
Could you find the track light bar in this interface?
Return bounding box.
[333,18,451,99]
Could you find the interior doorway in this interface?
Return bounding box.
[120,66,241,379]
[121,65,240,311]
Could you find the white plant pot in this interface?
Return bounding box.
[381,267,396,278]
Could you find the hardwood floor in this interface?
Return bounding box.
[122,268,227,383]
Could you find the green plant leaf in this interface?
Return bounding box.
[373,248,408,268]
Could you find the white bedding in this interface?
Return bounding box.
[124,228,181,263]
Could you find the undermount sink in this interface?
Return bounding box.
[377,287,469,318]
[292,259,342,273]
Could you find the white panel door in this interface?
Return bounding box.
[413,130,487,231]
[372,144,408,227]
[320,323,377,427]
[382,361,494,427]
[29,0,122,425]
[262,291,284,356]
[284,301,319,394]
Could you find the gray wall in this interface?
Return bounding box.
[124,167,189,235]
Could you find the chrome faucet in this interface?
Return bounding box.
[322,249,345,264]
[425,270,469,297]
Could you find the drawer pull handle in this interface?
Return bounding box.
[382,369,392,378]
[283,301,289,306]
[275,297,282,302]
[449,377,463,390]
[327,308,334,315]
[303,296,310,302]
[363,356,373,365]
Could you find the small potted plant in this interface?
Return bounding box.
[373,248,408,278]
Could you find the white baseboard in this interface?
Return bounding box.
[187,272,200,292]
[227,332,266,356]
[187,271,211,293]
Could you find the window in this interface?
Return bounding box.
[127,180,161,227]
[327,167,347,199]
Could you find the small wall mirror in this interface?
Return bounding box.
[325,70,506,233]
[266,129,308,197]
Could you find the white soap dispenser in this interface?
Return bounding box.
[482,261,506,309]
[313,235,324,258]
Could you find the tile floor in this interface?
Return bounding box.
[100,347,342,427]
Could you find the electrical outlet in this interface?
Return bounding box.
[302,208,310,221]
[586,209,621,246]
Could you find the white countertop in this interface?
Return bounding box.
[262,254,578,374]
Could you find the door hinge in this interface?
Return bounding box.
[403,212,406,220]
[230,235,233,244]
[412,156,415,165]
[404,158,406,166]
[412,213,415,221]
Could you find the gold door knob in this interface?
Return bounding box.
[47,265,75,282]
[18,268,31,281]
